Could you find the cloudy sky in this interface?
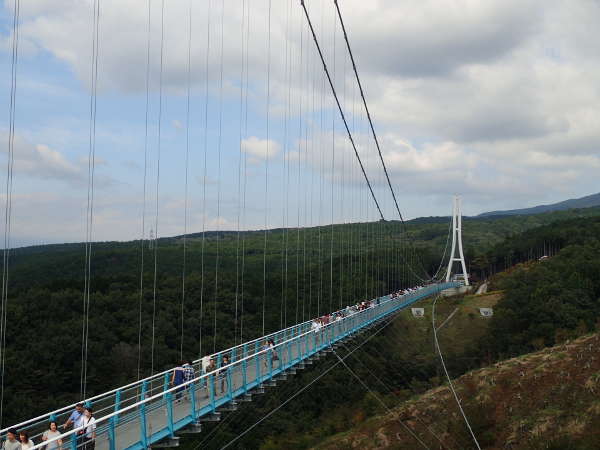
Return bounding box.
[1,0,599,246]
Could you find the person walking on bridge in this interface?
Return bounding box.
[41,421,63,450]
[1,428,21,450]
[205,358,216,398]
[220,355,230,394]
[17,432,33,450]
[63,402,85,448]
[170,361,185,401]
[268,339,279,366]
[183,359,195,400]
[63,403,84,431]
[200,355,211,393]
[81,407,96,450]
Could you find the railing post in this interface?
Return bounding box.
[296,326,302,362]
[226,364,233,400]
[139,381,148,449]
[70,431,77,450]
[276,332,282,369]
[268,343,273,379]
[189,376,197,419]
[287,329,293,366]
[164,372,174,437]
[242,344,248,393]
[114,389,121,422]
[108,389,121,450]
[304,327,309,358]
[108,417,116,450]
[281,331,286,367]
[216,353,223,399]
[255,341,261,384]
[209,373,216,413]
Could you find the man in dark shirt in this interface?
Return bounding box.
[171,361,185,400]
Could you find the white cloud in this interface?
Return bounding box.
[207,216,234,229]
[0,132,84,183]
[241,136,280,163]
[3,0,600,237]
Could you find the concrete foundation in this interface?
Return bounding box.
[440,285,472,297]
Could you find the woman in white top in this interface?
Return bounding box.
[18,431,35,449]
[42,421,63,450]
[82,407,97,450]
[201,355,211,374]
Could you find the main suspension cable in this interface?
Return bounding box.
[333,0,432,281]
[300,0,384,221]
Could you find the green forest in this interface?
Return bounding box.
[3,206,600,449]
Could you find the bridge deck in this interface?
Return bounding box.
[7,282,459,450]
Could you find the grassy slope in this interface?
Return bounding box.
[314,330,600,450]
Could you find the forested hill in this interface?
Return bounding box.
[8,204,599,292]
[478,191,600,217]
[2,205,600,439]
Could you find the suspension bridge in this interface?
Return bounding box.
[1,0,471,449]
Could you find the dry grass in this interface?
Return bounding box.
[314,332,600,450]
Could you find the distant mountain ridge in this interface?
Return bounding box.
[478,192,600,217]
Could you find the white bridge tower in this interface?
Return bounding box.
[445,196,469,286]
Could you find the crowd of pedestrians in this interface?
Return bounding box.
[390,285,427,298]
[1,429,34,450]
[308,286,428,342]
[1,403,96,450]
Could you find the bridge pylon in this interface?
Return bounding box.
[445,195,469,286]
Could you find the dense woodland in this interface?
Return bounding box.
[2,207,600,448]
